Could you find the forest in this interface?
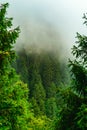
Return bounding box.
[0,3,87,130]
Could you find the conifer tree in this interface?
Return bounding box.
[68,14,87,129]
[0,3,30,130]
[56,14,87,130]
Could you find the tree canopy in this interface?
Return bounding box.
[56,14,87,130]
[0,3,31,130]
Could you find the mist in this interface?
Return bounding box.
[15,19,63,55]
[1,0,87,60]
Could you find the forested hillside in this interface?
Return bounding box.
[14,49,69,119]
[1,2,87,130]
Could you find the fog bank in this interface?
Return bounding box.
[1,0,87,60]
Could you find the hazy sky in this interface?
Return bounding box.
[1,0,87,58]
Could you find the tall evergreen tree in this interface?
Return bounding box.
[68,14,87,129]
[30,70,46,115]
[56,14,87,130]
[16,49,29,84]
[0,3,30,130]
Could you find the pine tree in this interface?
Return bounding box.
[56,14,87,130]
[0,3,30,130]
[68,14,87,129]
[30,70,46,115]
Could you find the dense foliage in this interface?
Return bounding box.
[0,3,31,130]
[1,2,87,130]
[15,49,69,119]
[0,3,67,130]
[56,14,87,130]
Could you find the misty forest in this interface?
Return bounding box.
[0,3,87,130]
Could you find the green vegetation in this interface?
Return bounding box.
[15,49,69,119]
[1,2,87,130]
[55,14,87,130]
[0,3,31,130]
